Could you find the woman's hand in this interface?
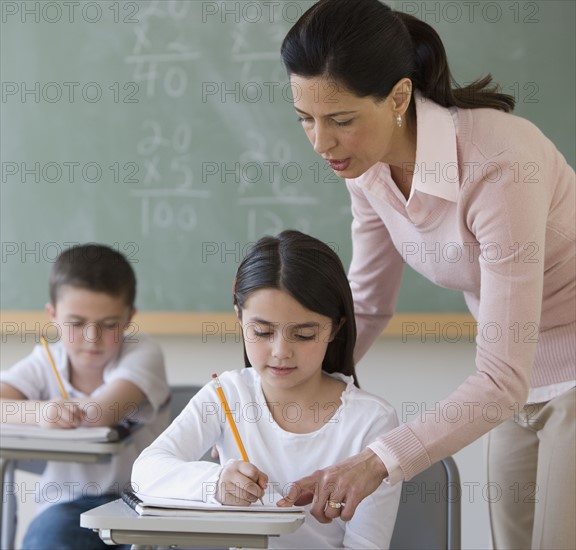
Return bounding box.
[277,448,388,522]
[216,459,268,506]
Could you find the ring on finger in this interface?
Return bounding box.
[326,500,346,509]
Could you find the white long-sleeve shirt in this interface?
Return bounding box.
[132,368,401,549]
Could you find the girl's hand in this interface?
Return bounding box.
[216,459,268,506]
[39,399,83,429]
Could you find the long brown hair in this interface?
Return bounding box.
[233,230,359,387]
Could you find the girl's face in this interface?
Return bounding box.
[237,288,336,396]
[290,75,399,178]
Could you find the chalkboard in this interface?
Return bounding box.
[2,1,574,313]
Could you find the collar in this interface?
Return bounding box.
[410,91,459,203]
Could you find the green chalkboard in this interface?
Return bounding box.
[1,1,574,313]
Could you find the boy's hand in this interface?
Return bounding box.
[216,459,268,506]
[39,399,83,429]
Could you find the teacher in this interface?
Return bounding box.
[275,1,575,548]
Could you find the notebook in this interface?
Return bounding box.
[121,489,305,518]
[0,422,133,442]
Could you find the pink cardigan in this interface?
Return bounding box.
[347,93,575,483]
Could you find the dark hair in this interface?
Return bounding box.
[233,230,358,387]
[49,244,136,308]
[281,0,515,121]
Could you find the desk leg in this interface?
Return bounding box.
[1,458,16,550]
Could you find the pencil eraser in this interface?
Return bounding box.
[211,373,217,379]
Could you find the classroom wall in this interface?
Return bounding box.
[2,334,490,550]
[2,2,574,549]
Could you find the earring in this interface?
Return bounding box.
[396,114,402,128]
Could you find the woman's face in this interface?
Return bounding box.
[290,75,399,178]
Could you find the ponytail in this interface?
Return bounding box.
[394,11,515,112]
[281,0,515,113]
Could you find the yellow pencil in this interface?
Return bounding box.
[41,336,69,400]
[212,373,263,504]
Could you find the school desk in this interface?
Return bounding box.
[0,434,130,550]
[81,498,305,549]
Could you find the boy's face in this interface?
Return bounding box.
[46,286,134,374]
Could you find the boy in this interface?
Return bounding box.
[0,244,170,550]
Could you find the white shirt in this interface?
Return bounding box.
[1,335,170,512]
[132,368,402,550]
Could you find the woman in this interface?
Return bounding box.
[275,1,575,548]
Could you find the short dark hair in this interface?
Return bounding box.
[49,244,136,308]
[233,230,358,387]
[281,0,515,119]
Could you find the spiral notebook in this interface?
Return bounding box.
[121,489,305,518]
[1,422,134,442]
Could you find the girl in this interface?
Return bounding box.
[132,230,401,549]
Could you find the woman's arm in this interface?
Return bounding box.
[347,178,405,360]
[281,129,574,521]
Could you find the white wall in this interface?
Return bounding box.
[2,334,490,549]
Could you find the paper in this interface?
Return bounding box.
[0,423,121,442]
[127,490,305,517]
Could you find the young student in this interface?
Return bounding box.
[132,230,401,549]
[0,244,170,550]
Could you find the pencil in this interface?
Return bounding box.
[41,336,69,400]
[212,373,264,504]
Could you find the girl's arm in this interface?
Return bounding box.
[132,383,229,502]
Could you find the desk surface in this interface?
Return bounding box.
[81,499,305,548]
[0,434,127,456]
[82,499,305,535]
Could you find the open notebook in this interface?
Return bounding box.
[0,423,132,442]
[122,489,306,518]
